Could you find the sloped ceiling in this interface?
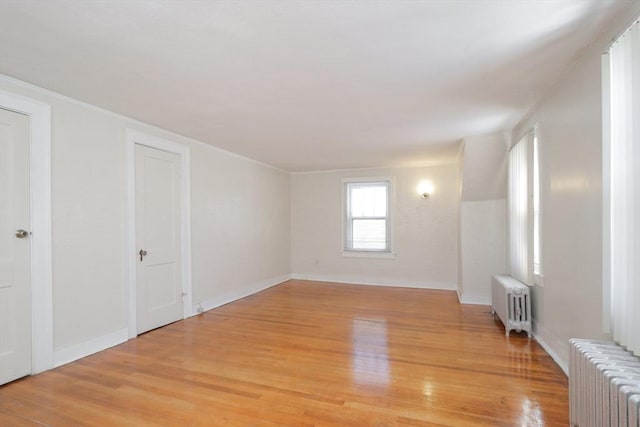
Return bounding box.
[0,0,630,171]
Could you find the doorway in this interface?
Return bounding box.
[0,108,31,384]
[126,130,192,337]
[0,90,53,383]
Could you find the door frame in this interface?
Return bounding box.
[0,90,53,374]
[125,129,192,338]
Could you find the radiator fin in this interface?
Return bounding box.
[569,338,640,426]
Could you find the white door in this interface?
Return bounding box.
[0,108,31,385]
[135,144,183,334]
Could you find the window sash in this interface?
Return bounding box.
[349,218,388,250]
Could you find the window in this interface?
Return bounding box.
[532,132,542,278]
[508,128,540,285]
[508,134,530,284]
[604,19,640,355]
[343,179,392,253]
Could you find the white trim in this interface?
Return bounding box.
[0,90,53,374]
[457,293,492,305]
[290,159,459,175]
[291,273,456,291]
[0,74,287,174]
[602,52,611,334]
[341,251,396,259]
[341,176,395,184]
[125,130,193,339]
[456,287,463,303]
[532,321,569,376]
[532,126,543,279]
[53,328,128,368]
[193,274,291,314]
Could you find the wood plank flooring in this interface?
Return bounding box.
[0,280,568,426]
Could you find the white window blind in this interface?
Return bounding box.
[607,20,640,355]
[509,133,533,285]
[344,180,391,252]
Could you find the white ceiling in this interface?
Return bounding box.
[0,0,629,171]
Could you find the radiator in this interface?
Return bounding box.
[491,274,531,338]
[569,338,640,427]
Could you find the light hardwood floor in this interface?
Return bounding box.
[0,280,568,426]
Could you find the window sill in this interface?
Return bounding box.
[342,251,396,259]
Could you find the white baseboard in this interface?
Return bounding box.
[290,273,456,291]
[51,274,292,369]
[53,327,128,368]
[458,293,491,305]
[456,285,491,305]
[192,273,292,314]
[532,321,569,376]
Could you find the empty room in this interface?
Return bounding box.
[1,0,639,425]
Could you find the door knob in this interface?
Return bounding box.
[15,229,30,239]
[139,249,147,262]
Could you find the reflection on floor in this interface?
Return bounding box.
[352,318,390,387]
[0,279,568,426]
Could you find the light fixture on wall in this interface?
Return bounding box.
[417,180,434,199]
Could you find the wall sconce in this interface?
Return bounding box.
[417,180,434,199]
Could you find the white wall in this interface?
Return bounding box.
[0,75,291,361]
[461,133,508,202]
[291,165,459,289]
[459,199,506,304]
[512,1,640,369]
[191,147,291,306]
[458,133,508,304]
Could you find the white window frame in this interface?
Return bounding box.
[342,177,395,258]
[508,127,541,287]
[532,127,544,286]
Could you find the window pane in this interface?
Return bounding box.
[351,186,364,217]
[374,185,387,216]
[352,219,386,250]
[350,184,387,218]
[362,186,375,217]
